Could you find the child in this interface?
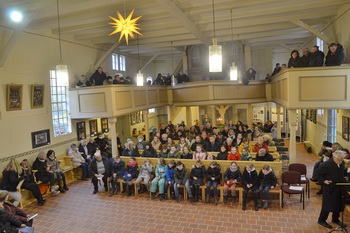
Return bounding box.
[158,145,168,158]
[142,143,157,157]
[205,161,222,205]
[253,137,269,153]
[242,164,260,211]
[168,145,180,158]
[190,160,206,202]
[258,165,277,209]
[238,138,250,153]
[216,145,228,160]
[228,147,240,161]
[177,137,188,152]
[151,158,167,200]
[122,157,139,196]
[135,159,153,194]
[181,146,193,159]
[109,156,125,196]
[174,161,193,202]
[223,162,241,203]
[165,160,176,200]
[193,145,207,160]
[240,148,252,161]
[46,150,69,193]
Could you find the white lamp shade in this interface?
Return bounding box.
[136,70,144,86]
[171,74,176,86]
[230,62,238,81]
[209,43,222,72]
[56,64,69,86]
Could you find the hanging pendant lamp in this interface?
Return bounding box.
[56,0,68,86]
[209,0,222,73]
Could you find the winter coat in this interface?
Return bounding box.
[300,55,311,67]
[167,151,181,159]
[122,148,140,157]
[216,152,228,160]
[190,165,206,180]
[309,50,324,67]
[228,152,241,161]
[224,167,242,182]
[155,164,166,178]
[138,164,153,178]
[325,44,345,66]
[0,208,22,233]
[0,170,22,192]
[258,169,277,187]
[206,166,222,182]
[207,142,220,152]
[174,166,189,184]
[46,157,62,174]
[255,153,274,161]
[142,148,157,157]
[124,164,139,179]
[158,152,168,158]
[242,168,259,191]
[32,157,51,181]
[89,70,107,86]
[240,153,252,161]
[112,160,125,177]
[253,143,269,153]
[68,149,85,167]
[3,201,29,224]
[165,165,175,181]
[315,158,347,212]
[89,157,112,177]
[288,56,301,68]
[182,152,193,159]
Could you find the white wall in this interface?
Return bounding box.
[251,48,272,80]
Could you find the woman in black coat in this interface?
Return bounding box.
[315,151,347,229]
[205,161,222,205]
[141,143,157,158]
[258,165,277,209]
[325,43,345,66]
[216,145,228,160]
[288,50,302,68]
[242,164,260,211]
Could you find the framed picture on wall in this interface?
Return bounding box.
[130,113,136,125]
[31,129,51,149]
[31,84,44,109]
[101,118,109,133]
[76,121,86,140]
[89,119,98,137]
[342,116,349,142]
[7,84,23,111]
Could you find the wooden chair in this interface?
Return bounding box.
[288,163,310,198]
[281,171,305,210]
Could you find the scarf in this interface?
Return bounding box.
[128,161,137,167]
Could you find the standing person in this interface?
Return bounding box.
[309,45,324,67]
[89,67,107,86]
[177,71,189,83]
[300,48,311,67]
[288,50,301,68]
[316,150,348,229]
[89,152,112,194]
[325,43,345,66]
[271,63,281,77]
[135,159,153,194]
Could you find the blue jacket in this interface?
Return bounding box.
[165,165,175,181]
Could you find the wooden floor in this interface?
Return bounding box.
[24,142,349,233]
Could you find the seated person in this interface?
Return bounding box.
[205,161,222,205]
[228,146,241,161]
[192,145,207,160]
[158,145,168,158]
[165,160,176,200]
[103,76,113,85]
[240,147,252,161]
[167,145,180,159]
[68,144,89,180]
[121,157,139,196]
[89,152,112,194]
[122,141,140,157]
[19,159,45,206]
[223,162,242,203]
[151,136,161,151]
[173,161,193,202]
[207,136,219,152]
[142,142,157,157]
[46,150,69,193]
[224,137,233,152]
[262,135,275,146]
[87,138,98,156]
[151,158,167,200]
[190,135,204,151]
[258,165,277,210]
[176,137,188,152]
[136,135,146,150]
[181,146,192,159]
[253,137,269,153]
[109,156,125,196]
[255,149,274,161]
[32,152,60,196]
[238,138,250,153]
[242,164,259,211]
[216,145,228,160]
[75,74,91,87]
[165,137,174,151]
[233,133,244,147]
[190,160,206,202]
[95,133,111,158]
[135,159,153,194]
[0,162,23,207]
[1,191,33,227]
[78,139,92,164]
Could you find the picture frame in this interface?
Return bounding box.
[31,84,44,109]
[89,119,98,137]
[31,129,51,149]
[130,113,136,125]
[342,116,349,142]
[7,84,23,111]
[101,118,109,133]
[76,121,86,140]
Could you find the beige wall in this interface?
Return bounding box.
[252,48,273,80]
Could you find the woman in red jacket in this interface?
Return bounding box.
[228,147,241,161]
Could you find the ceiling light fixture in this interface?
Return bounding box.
[9,10,23,23]
[229,9,238,81]
[209,0,222,73]
[55,0,68,86]
[136,35,143,86]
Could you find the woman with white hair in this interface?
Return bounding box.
[122,141,139,157]
[68,144,89,180]
[262,134,275,146]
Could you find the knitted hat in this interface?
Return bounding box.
[0,191,8,202]
[322,141,332,147]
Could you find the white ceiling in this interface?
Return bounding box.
[1,0,349,58]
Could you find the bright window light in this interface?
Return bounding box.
[10,10,23,23]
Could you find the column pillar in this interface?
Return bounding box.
[143,110,150,141]
[108,117,118,156]
[288,109,297,164]
[232,105,238,123]
[167,106,172,122]
[209,105,216,127]
[265,103,270,122]
[247,104,253,127]
[182,51,188,74]
[186,107,192,127]
[276,106,282,139]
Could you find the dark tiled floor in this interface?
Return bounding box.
[24,142,349,233]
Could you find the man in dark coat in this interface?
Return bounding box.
[300,48,311,67]
[177,71,189,83]
[255,149,274,161]
[271,63,281,77]
[315,150,348,229]
[89,67,107,86]
[309,45,324,67]
[325,43,345,66]
[89,152,112,194]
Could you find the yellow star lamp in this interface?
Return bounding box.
[109,9,142,45]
